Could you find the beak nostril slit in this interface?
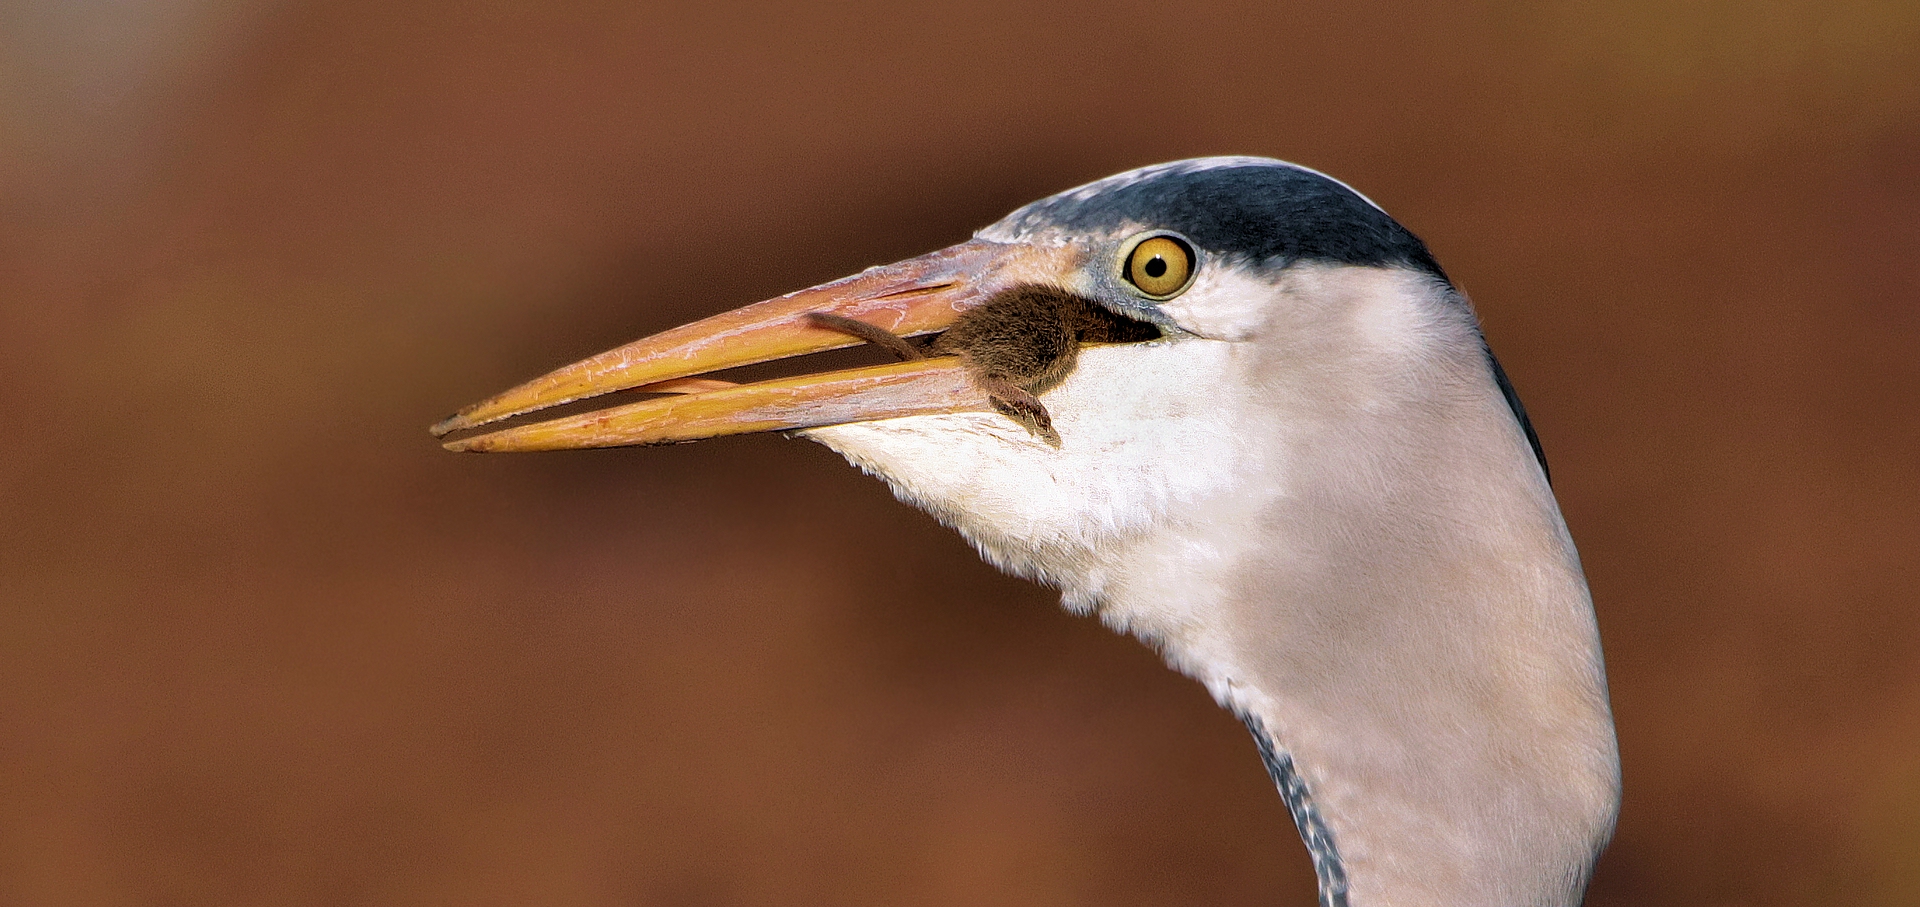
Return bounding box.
[873,282,958,301]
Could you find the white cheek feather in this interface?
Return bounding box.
[1154,265,1280,341]
[801,340,1254,602]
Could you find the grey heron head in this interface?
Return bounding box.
[434,157,1456,439]
[431,157,1521,581]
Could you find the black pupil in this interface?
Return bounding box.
[1143,256,1168,278]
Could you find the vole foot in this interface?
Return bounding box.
[974,375,1061,447]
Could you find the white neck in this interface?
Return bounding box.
[806,266,1619,907]
[1083,380,1619,907]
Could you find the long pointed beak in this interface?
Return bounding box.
[434,237,1076,451]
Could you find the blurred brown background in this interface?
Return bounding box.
[2,1,1916,905]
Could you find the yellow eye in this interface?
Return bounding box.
[1124,235,1195,298]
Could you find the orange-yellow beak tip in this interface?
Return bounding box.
[429,414,466,438]
[436,357,992,453]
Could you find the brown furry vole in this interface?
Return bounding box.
[807,285,1160,445]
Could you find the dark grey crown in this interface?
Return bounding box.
[989,158,1449,284]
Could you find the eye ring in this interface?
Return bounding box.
[1121,232,1197,299]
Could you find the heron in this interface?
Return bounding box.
[432,157,1621,907]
